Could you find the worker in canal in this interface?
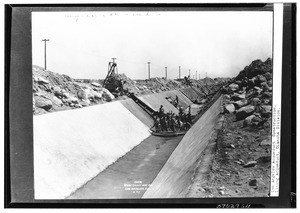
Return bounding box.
[153,116,161,132]
[170,115,176,132]
[178,106,184,120]
[158,105,165,118]
[175,95,179,107]
[176,115,183,130]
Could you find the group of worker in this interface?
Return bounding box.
[184,76,191,86]
[152,105,192,133]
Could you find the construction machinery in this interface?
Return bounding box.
[103,58,124,96]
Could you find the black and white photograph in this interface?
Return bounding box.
[5,2,296,208]
[32,9,275,199]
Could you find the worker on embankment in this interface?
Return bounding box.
[187,105,192,124]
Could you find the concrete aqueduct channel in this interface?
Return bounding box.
[33,88,223,199]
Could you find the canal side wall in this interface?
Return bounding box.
[143,95,222,198]
[33,89,212,199]
[33,101,151,199]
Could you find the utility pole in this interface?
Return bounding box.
[165,67,168,79]
[206,72,207,78]
[179,66,181,79]
[196,71,197,80]
[189,69,191,77]
[199,74,200,80]
[147,62,151,79]
[42,39,50,70]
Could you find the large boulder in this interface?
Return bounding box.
[247,78,256,89]
[224,104,235,114]
[243,114,256,127]
[261,91,272,98]
[91,82,101,87]
[261,98,272,105]
[257,75,267,84]
[102,88,115,101]
[34,76,49,84]
[53,86,63,97]
[267,80,272,87]
[259,105,272,118]
[52,96,63,106]
[231,93,246,101]
[228,83,239,92]
[263,72,272,80]
[62,92,71,99]
[254,86,263,94]
[77,90,87,100]
[93,90,103,100]
[252,114,263,125]
[84,88,94,99]
[35,96,53,111]
[233,99,248,109]
[260,82,271,92]
[65,96,79,104]
[74,104,83,108]
[236,105,255,121]
[260,137,271,146]
[80,99,91,106]
[251,97,261,106]
[223,94,230,100]
[84,88,102,100]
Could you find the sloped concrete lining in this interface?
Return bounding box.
[180,87,202,101]
[67,135,183,199]
[34,101,151,199]
[143,96,222,198]
[137,93,179,114]
[193,87,209,96]
[121,99,154,128]
[184,104,203,116]
[161,90,193,109]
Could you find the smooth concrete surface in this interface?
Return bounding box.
[161,90,194,109]
[143,96,222,198]
[138,93,179,114]
[34,101,150,199]
[180,87,201,101]
[121,99,154,128]
[184,104,203,116]
[68,135,183,199]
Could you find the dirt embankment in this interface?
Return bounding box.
[32,65,116,115]
[32,65,229,115]
[188,58,273,197]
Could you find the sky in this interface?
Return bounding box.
[32,11,273,80]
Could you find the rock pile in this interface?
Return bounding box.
[222,58,272,128]
[32,65,230,115]
[33,65,115,115]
